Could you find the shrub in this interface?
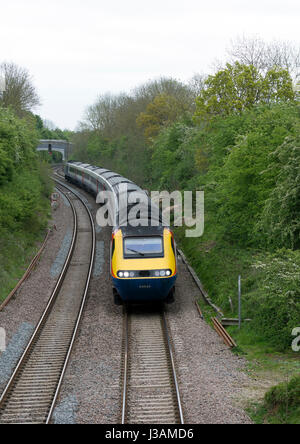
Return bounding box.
[249,250,300,350]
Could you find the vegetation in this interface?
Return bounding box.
[249,375,300,424]
[194,63,295,119]
[34,114,71,142]
[0,94,53,303]
[0,62,40,117]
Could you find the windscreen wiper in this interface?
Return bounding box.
[127,248,145,256]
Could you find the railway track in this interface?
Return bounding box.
[122,306,184,424]
[0,180,95,424]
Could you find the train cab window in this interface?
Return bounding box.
[171,236,175,254]
[111,238,115,258]
[124,237,163,258]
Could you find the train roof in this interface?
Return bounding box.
[66,161,166,228]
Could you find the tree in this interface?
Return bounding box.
[188,73,208,98]
[0,62,40,116]
[227,36,300,80]
[82,93,120,136]
[137,93,190,141]
[133,77,194,109]
[194,62,295,120]
[258,134,300,249]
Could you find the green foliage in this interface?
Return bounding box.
[34,114,71,140]
[265,375,300,409]
[209,104,299,245]
[0,107,38,185]
[258,134,300,249]
[250,376,300,424]
[0,148,13,185]
[194,62,295,120]
[0,106,52,302]
[248,250,300,350]
[136,94,191,141]
[150,121,198,190]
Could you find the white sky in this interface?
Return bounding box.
[1,0,299,129]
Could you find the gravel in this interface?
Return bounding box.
[52,395,78,424]
[50,229,72,278]
[93,241,105,277]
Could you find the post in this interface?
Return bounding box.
[238,275,242,330]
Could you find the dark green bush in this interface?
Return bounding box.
[0,106,52,302]
[265,376,300,409]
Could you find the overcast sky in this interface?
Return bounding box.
[1,0,299,129]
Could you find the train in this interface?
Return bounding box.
[64,161,177,305]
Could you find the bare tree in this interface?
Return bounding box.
[188,73,208,98]
[83,93,121,137]
[0,62,41,115]
[227,35,300,80]
[43,119,57,131]
[133,77,195,110]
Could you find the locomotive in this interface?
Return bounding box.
[65,161,177,304]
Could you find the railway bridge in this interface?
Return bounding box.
[37,140,73,161]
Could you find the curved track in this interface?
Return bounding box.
[0,180,95,424]
[122,306,184,424]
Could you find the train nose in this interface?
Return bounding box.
[113,275,177,302]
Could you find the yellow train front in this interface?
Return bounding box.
[111,225,177,304]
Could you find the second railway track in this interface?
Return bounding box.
[0,180,95,424]
[122,306,184,424]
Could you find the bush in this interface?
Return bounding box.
[265,376,300,409]
[212,104,299,246]
[258,134,300,249]
[0,107,52,302]
[248,250,300,350]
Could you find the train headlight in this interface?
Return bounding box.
[118,271,135,278]
[156,269,172,277]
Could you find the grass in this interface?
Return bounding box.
[248,375,300,424]
[0,230,46,304]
